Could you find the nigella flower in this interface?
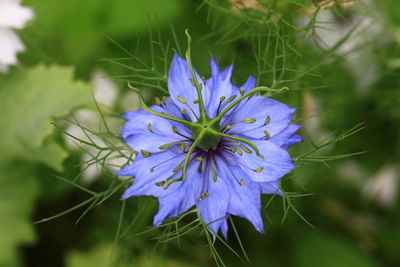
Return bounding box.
[0,0,34,72]
[117,52,301,237]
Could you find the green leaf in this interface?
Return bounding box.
[0,65,91,170]
[0,162,39,267]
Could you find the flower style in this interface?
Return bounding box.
[117,53,301,237]
[0,0,34,72]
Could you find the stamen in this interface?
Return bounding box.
[227,95,237,103]
[155,178,171,187]
[243,118,256,123]
[255,167,263,173]
[219,156,247,186]
[159,140,188,150]
[178,95,187,104]
[199,192,209,200]
[264,116,271,125]
[239,87,245,95]
[178,95,199,120]
[155,181,165,187]
[141,150,151,157]
[127,82,196,128]
[212,161,217,182]
[150,153,186,172]
[155,97,161,106]
[209,128,264,159]
[239,144,252,154]
[193,99,199,104]
[198,160,204,173]
[172,126,193,140]
[179,143,187,152]
[195,157,203,161]
[180,109,186,114]
[264,130,271,139]
[147,123,153,132]
[163,130,205,189]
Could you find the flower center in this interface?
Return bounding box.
[190,117,221,151]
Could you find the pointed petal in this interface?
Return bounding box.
[217,158,264,233]
[168,54,206,121]
[268,125,302,148]
[120,105,190,152]
[191,161,229,236]
[119,150,186,199]
[220,219,229,239]
[259,181,282,195]
[240,75,256,93]
[222,96,296,139]
[205,58,235,118]
[227,140,295,182]
[153,167,197,225]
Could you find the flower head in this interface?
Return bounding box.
[0,0,34,72]
[117,53,301,237]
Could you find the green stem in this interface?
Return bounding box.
[128,83,196,127]
[211,86,288,123]
[208,129,264,159]
[185,29,208,122]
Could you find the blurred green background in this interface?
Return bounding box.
[0,0,399,266]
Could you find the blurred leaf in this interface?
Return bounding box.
[67,243,198,267]
[104,0,185,37]
[0,65,91,171]
[0,162,39,267]
[294,231,377,267]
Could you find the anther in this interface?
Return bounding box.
[240,179,245,186]
[193,99,199,104]
[198,161,204,173]
[159,143,171,150]
[219,96,226,102]
[180,109,187,114]
[161,96,167,104]
[230,147,243,156]
[189,78,195,85]
[141,150,151,158]
[178,95,187,104]
[255,167,264,173]
[195,157,203,161]
[147,123,153,132]
[155,181,165,187]
[264,130,271,139]
[239,88,245,95]
[264,116,271,125]
[212,167,217,182]
[155,97,161,106]
[179,143,187,152]
[199,192,209,200]
[172,126,178,133]
[243,118,256,123]
[149,167,155,173]
[225,125,232,131]
[239,144,252,154]
[227,95,237,103]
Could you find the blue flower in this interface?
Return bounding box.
[117,53,301,237]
